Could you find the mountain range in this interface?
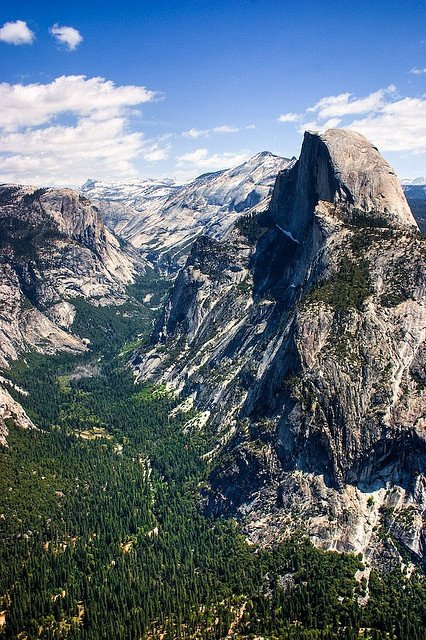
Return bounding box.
[1,129,425,638]
[81,151,293,270]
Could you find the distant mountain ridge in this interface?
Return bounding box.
[82,151,294,269]
[402,178,426,234]
[402,177,426,186]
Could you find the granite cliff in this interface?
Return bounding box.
[132,130,426,566]
[0,184,144,443]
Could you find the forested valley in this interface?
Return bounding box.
[1,275,425,640]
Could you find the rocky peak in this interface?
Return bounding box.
[132,129,425,566]
[0,184,142,368]
[270,129,417,241]
[82,152,293,269]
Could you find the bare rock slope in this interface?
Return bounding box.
[132,129,426,566]
[0,185,143,441]
[82,152,293,268]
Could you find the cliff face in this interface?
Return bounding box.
[270,130,415,241]
[0,185,144,442]
[132,130,426,566]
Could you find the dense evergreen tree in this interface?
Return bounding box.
[1,280,425,639]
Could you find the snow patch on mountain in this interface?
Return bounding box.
[401,177,426,186]
[82,152,294,268]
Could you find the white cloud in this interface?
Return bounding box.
[307,87,395,119]
[289,86,426,154]
[300,117,342,133]
[410,67,426,75]
[278,112,300,122]
[246,124,256,130]
[142,140,171,162]
[0,20,34,45]
[182,128,207,139]
[0,117,170,186]
[347,97,426,153]
[0,75,166,186]
[182,124,239,138]
[177,148,210,163]
[0,118,170,185]
[213,124,239,134]
[175,148,251,179]
[0,75,156,131]
[50,24,83,50]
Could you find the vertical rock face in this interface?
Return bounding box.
[132,129,426,566]
[270,130,416,241]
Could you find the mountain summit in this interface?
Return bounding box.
[132,129,425,565]
[82,151,293,269]
[270,129,416,241]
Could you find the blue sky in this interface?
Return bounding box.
[0,0,425,186]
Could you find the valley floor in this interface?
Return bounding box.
[0,280,425,640]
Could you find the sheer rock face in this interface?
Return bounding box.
[270,130,417,242]
[132,129,426,566]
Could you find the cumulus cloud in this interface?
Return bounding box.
[410,67,426,75]
[0,75,167,186]
[307,87,395,119]
[278,112,300,123]
[0,75,155,131]
[0,20,34,45]
[285,86,426,154]
[142,139,171,162]
[0,119,141,183]
[347,97,426,153]
[175,148,250,179]
[0,118,170,186]
[50,24,83,50]
[182,124,239,138]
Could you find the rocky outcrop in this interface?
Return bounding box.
[132,129,426,566]
[0,378,34,446]
[82,152,293,269]
[0,184,145,439]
